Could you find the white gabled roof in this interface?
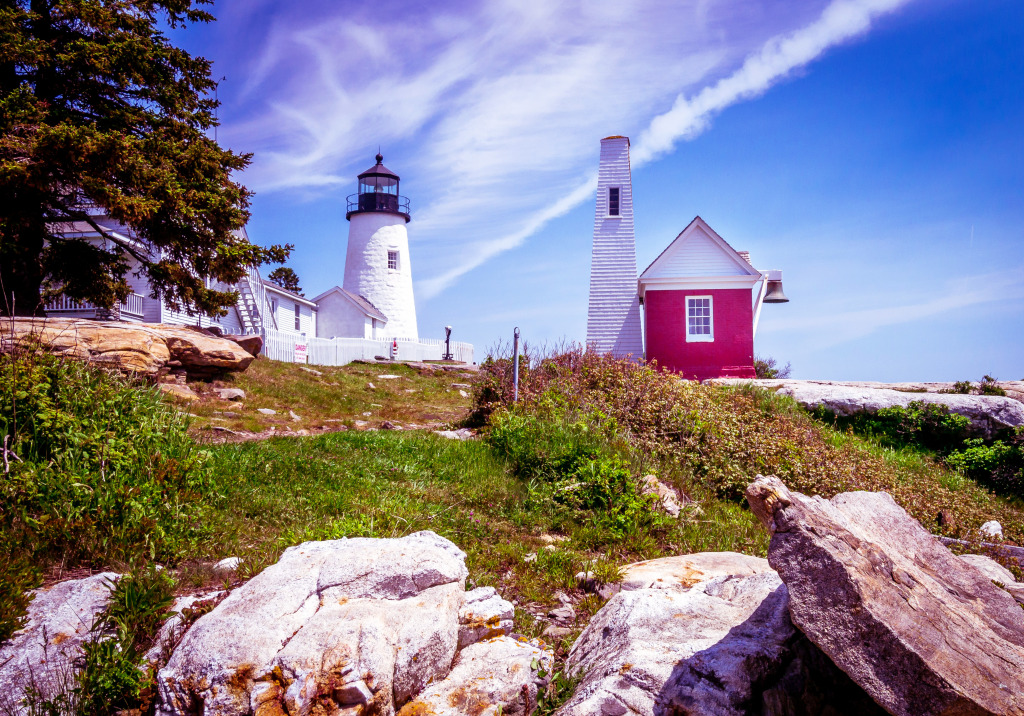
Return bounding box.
[310,286,388,322]
[262,279,318,308]
[638,216,761,296]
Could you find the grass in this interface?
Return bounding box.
[4,345,1024,710]
[191,429,766,644]
[182,357,476,435]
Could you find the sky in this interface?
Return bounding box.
[174,0,1023,381]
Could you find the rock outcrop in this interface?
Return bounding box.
[2,318,255,378]
[458,587,514,649]
[746,475,1024,716]
[711,378,1024,437]
[398,636,551,716]
[156,531,549,716]
[0,572,120,714]
[557,553,882,716]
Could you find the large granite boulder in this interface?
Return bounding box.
[557,553,883,716]
[0,572,120,714]
[711,378,1024,437]
[397,636,551,716]
[157,531,471,716]
[746,475,1024,716]
[2,318,254,378]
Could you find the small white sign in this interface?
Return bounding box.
[294,343,308,364]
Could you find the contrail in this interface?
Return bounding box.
[419,0,914,299]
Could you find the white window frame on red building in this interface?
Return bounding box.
[685,295,714,342]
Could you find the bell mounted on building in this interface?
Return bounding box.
[762,270,789,303]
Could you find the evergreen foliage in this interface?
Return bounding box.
[0,0,291,316]
[267,266,302,295]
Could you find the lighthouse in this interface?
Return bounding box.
[342,153,419,340]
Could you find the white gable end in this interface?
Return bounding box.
[647,228,748,278]
[640,218,759,281]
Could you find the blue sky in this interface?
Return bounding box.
[176,0,1023,380]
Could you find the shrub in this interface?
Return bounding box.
[0,349,209,641]
[488,409,666,542]
[472,347,1024,542]
[754,355,792,379]
[816,402,973,454]
[946,433,1024,497]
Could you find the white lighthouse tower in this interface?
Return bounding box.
[343,153,418,340]
[586,136,644,358]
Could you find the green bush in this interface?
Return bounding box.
[754,355,791,379]
[816,402,973,454]
[488,409,666,542]
[946,434,1024,498]
[0,350,209,642]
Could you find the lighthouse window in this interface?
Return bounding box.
[608,187,620,216]
[686,296,713,342]
[388,250,399,271]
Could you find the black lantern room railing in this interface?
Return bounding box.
[345,152,411,222]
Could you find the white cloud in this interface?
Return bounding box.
[221,0,913,298]
[759,267,1024,349]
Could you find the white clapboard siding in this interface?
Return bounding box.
[586,136,644,358]
[644,225,751,278]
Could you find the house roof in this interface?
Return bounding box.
[310,286,388,321]
[639,216,761,280]
[262,279,318,307]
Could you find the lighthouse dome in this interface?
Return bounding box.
[346,153,411,222]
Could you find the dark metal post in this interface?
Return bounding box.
[443,325,453,361]
[513,327,520,403]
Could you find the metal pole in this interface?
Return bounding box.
[513,327,520,403]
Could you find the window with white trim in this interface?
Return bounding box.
[387,250,399,271]
[607,187,620,216]
[686,296,713,342]
[294,303,301,331]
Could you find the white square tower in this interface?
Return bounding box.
[586,136,644,358]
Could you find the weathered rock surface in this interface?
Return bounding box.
[639,475,688,517]
[458,587,514,649]
[557,555,882,716]
[746,475,1024,716]
[2,318,255,378]
[619,552,773,592]
[0,572,119,714]
[158,383,200,401]
[214,387,246,401]
[397,636,552,716]
[222,334,263,357]
[958,554,1024,605]
[711,378,1024,437]
[156,531,469,716]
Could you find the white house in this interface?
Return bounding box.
[311,286,386,339]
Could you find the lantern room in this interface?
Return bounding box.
[346,153,411,222]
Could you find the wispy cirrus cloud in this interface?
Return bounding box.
[759,267,1024,349]
[218,0,913,299]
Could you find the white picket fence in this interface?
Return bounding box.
[261,328,474,367]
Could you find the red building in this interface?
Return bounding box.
[638,216,786,380]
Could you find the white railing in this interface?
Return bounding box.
[261,328,474,366]
[45,292,147,319]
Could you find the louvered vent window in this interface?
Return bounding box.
[608,187,620,216]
